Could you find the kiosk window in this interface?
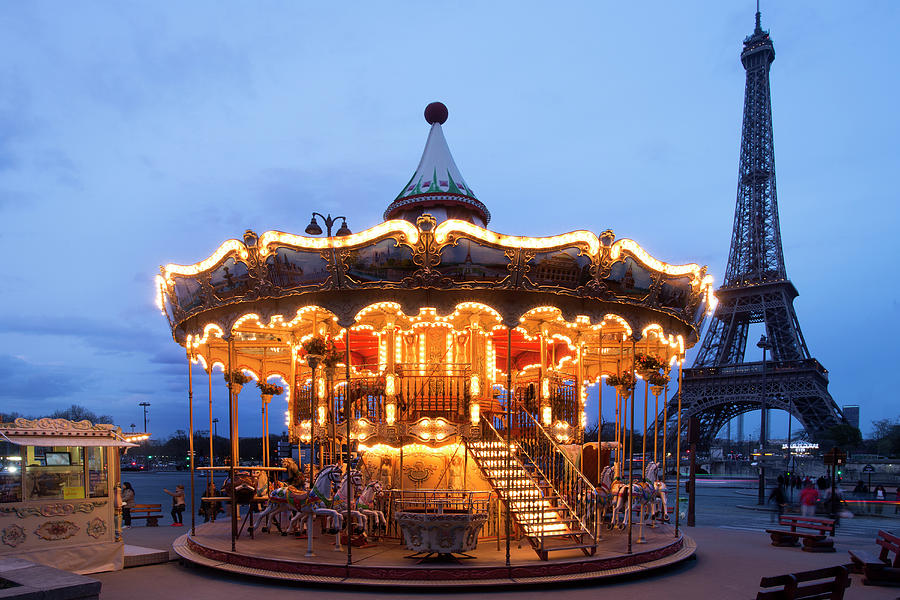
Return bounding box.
[25,446,85,500]
[0,441,23,503]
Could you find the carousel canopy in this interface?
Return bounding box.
[384,102,490,227]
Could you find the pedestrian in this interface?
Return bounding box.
[874,485,886,515]
[799,482,818,517]
[768,483,787,522]
[164,484,186,526]
[121,482,134,528]
[200,481,220,523]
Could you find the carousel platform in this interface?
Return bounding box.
[172,520,695,588]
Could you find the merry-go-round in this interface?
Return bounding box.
[154,103,715,587]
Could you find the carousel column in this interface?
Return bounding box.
[596,328,603,485]
[674,357,684,537]
[344,329,352,569]
[207,351,213,493]
[627,336,638,554]
[226,337,238,551]
[505,325,513,570]
[637,349,649,544]
[187,347,196,536]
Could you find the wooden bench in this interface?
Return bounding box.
[130,503,163,526]
[756,565,850,600]
[848,529,900,586]
[765,515,835,552]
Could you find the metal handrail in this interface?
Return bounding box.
[515,407,598,544]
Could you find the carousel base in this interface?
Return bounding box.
[173,521,695,588]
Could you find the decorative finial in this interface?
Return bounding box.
[424,102,448,125]
[755,0,762,33]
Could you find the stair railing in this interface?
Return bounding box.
[477,417,549,549]
[512,406,599,546]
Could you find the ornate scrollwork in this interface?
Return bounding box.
[0,500,107,519]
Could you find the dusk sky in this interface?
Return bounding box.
[1,2,897,440]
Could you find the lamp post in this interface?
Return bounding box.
[139,402,151,433]
[757,335,772,505]
[130,423,136,433]
[212,418,219,439]
[305,213,352,237]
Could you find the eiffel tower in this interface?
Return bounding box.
[659,10,843,445]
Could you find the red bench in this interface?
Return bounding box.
[848,529,900,587]
[765,515,835,552]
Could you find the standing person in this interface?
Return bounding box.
[874,485,886,515]
[121,482,135,529]
[164,484,186,526]
[799,482,819,517]
[200,481,221,523]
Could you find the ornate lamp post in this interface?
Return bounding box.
[757,334,772,505]
[305,213,352,237]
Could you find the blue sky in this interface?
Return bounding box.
[1,2,897,440]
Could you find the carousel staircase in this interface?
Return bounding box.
[469,427,597,560]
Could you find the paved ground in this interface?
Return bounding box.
[96,479,900,598]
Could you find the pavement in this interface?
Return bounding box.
[93,481,898,599]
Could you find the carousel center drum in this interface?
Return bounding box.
[394,490,491,555]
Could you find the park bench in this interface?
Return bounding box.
[755,565,850,600]
[130,503,163,526]
[765,515,835,552]
[848,529,900,586]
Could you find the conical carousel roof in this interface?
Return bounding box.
[384,102,491,226]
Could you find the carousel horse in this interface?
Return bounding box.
[608,475,655,529]
[280,457,302,487]
[356,480,387,536]
[221,468,268,506]
[596,465,615,522]
[332,469,368,536]
[249,464,344,550]
[644,461,669,522]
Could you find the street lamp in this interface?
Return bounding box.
[305,213,351,237]
[139,402,151,433]
[130,423,136,433]
[757,334,772,505]
[212,418,219,439]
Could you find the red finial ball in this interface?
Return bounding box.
[424,102,448,125]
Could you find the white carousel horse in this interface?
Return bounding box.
[644,461,669,523]
[596,465,615,523]
[356,480,387,535]
[249,464,345,554]
[608,474,655,529]
[332,469,368,535]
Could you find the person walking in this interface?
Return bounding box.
[799,482,819,517]
[768,482,787,522]
[164,484,186,526]
[874,485,886,515]
[121,482,134,528]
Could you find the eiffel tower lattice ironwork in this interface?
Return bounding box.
[656,11,843,445]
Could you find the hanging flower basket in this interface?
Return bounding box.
[224,369,251,394]
[607,372,636,396]
[635,353,667,380]
[258,381,284,402]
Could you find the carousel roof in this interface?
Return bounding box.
[384,102,490,225]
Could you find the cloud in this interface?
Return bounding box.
[0,315,158,355]
[0,354,86,400]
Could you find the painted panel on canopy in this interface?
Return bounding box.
[172,276,204,312]
[209,257,252,300]
[658,276,693,310]
[525,247,592,289]
[605,257,653,299]
[434,238,511,283]
[266,248,331,289]
[345,239,417,284]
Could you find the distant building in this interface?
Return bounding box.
[842,405,860,429]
